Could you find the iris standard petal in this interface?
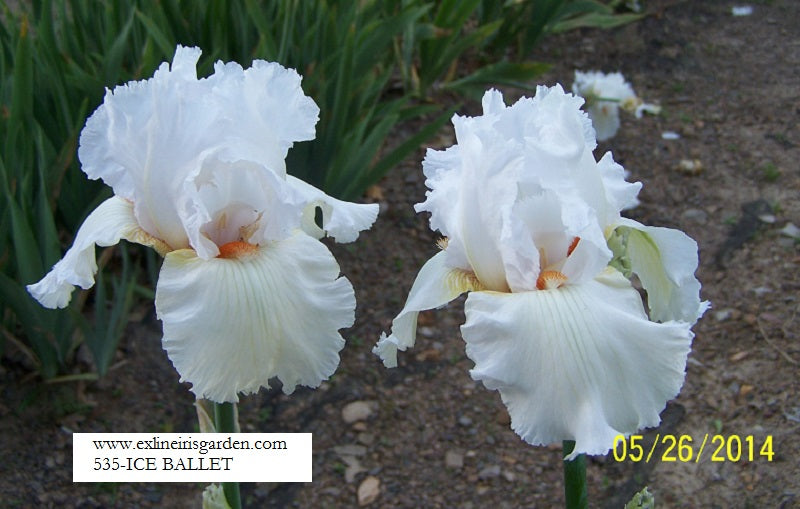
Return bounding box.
[78,46,323,254]
[27,196,166,309]
[155,231,355,402]
[416,88,619,293]
[214,59,319,156]
[80,47,226,250]
[461,269,693,459]
[206,59,319,175]
[286,175,378,243]
[595,152,641,221]
[619,219,709,323]
[374,251,481,367]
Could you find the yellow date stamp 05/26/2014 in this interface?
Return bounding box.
[612,434,775,463]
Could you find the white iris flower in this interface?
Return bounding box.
[28,46,378,403]
[374,87,707,458]
[572,70,661,141]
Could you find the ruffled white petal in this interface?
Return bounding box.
[618,219,709,323]
[208,59,319,167]
[79,46,222,250]
[26,196,164,309]
[78,45,321,253]
[596,152,641,218]
[448,127,518,292]
[155,231,354,402]
[287,175,378,243]
[462,269,693,459]
[417,87,620,292]
[373,251,477,367]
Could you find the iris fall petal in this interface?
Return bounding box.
[462,270,693,459]
[27,196,166,309]
[155,232,355,402]
[374,251,480,367]
[287,175,379,243]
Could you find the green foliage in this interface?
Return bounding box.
[394,0,548,98]
[624,487,654,509]
[760,162,780,182]
[0,3,146,378]
[479,0,642,58]
[265,1,455,198]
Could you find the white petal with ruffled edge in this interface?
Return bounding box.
[208,59,319,168]
[79,46,222,250]
[155,231,355,402]
[27,196,166,309]
[618,219,709,323]
[416,87,619,293]
[461,269,693,459]
[78,46,323,254]
[286,175,378,243]
[373,251,479,367]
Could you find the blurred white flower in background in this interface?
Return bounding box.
[731,6,753,16]
[573,70,661,141]
[28,46,378,403]
[374,86,707,458]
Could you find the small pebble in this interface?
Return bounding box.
[334,444,367,457]
[343,456,366,483]
[357,433,375,446]
[682,208,708,223]
[418,326,435,338]
[676,159,704,175]
[714,309,733,322]
[780,222,800,239]
[342,401,374,424]
[445,450,464,469]
[478,465,501,480]
[357,476,381,506]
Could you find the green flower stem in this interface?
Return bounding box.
[563,440,588,509]
[214,402,242,509]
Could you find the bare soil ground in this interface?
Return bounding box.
[1,0,798,507]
